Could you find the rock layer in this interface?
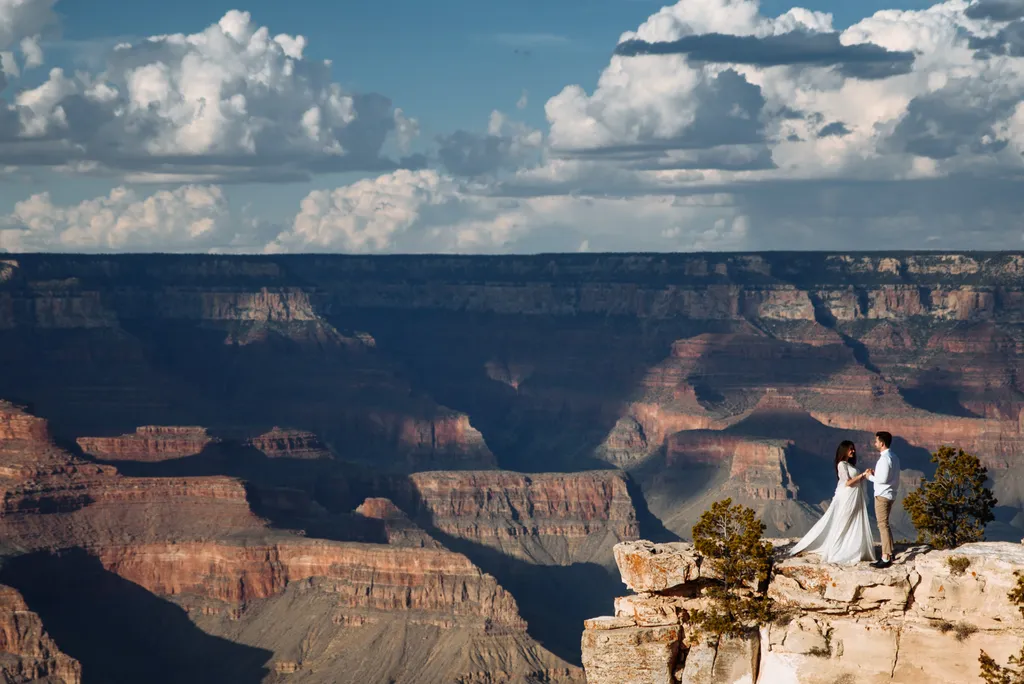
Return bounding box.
[77,427,215,462]
[404,470,640,563]
[245,428,332,460]
[95,538,527,630]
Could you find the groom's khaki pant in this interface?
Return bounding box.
[874,496,894,559]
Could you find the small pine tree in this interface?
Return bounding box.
[903,446,997,550]
[689,498,774,640]
[979,573,1024,683]
[1011,572,1024,610]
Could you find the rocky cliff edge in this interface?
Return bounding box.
[582,539,1024,684]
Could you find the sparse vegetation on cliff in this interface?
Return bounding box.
[937,620,978,642]
[979,572,1024,683]
[689,498,774,640]
[947,555,971,576]
[904,446,997,550]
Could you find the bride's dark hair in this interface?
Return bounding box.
[834,440,857,478]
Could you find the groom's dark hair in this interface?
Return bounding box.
[875,431,892,448]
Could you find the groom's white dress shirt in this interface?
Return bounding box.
[867,448,901,500]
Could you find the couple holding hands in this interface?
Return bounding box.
[789,431,902,568]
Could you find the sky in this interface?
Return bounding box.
[1,0,1023,253]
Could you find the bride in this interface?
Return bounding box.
[789,440,876,565]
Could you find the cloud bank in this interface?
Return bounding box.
[4,0,1024,253]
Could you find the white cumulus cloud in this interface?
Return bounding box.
[267,168,749,254]
[540,0,1024,185]
[0,184,267,252]
[0,10,420,181]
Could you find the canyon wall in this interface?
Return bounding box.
[583,539,1024,684]
[95,538,527,630]
[404,470,639,564]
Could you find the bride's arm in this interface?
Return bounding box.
[844,466,868,487]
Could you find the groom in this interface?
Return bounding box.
[865,431,901,568]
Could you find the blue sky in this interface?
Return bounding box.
[3,0,1023,253]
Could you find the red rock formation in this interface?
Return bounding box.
[809,410,1019,469]
[0,402,50,444]
[77,426,215,462]
[0,584,81,684]
[405,471,639,563]
[0,402,264,548]
[667,433,797,501]
[95,538,526,630]
[397,413,493,464]
[351,411,497,469]
[245,428,332,459]
[355,497,443,548]
[0,401,115,480]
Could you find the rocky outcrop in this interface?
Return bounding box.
[808,409,1021,470]
[245,428,332,460]
[404,470,640,563]
[583,540,1024,684]
[0,402,50,444]
[77,426,216,462]
[355,497,443,548]
[0,584,81,684]
[667,434,798,501]
[390,413,497,469]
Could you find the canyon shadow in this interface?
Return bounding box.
[0,549,273,684]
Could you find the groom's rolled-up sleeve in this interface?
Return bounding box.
[867,457,889,483]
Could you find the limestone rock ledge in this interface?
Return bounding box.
[582,539,1024,684]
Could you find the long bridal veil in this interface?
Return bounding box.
[789,460,876,565]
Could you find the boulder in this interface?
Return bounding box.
[613,541,704,593]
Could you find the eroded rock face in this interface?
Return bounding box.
[245,428,332,460]
[583,540,1024,684]
[96,538,526,629]
[581,618,680,684]
[0,584,81,684]
[406,470,640,564]
[78,426,216,462]
[354,497,443,548]
[667,434,798,501]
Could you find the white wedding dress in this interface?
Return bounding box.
[789,461,876,565]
